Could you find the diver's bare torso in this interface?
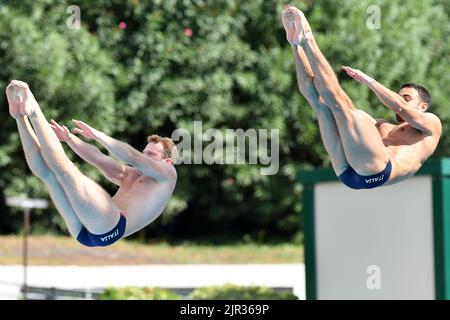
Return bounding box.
[112,166,176,236]
[376,118,440,185]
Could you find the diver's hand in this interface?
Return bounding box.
[342,66,374,85]
[50,119,72,142]
[71,119,100,141]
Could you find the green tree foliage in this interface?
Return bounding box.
[0,0,448,241]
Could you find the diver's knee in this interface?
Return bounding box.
[320,88,353,111]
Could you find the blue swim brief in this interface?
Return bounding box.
[76,214,126,247]
[338,160,392,190]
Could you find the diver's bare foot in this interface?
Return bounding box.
[296,8,313,40]
[5,80,38,117]
[6,82,21,118]
[282,6,303,45]
[281,6,312,45]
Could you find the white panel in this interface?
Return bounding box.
[314,176,434,299]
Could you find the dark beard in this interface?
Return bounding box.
[396,113,405,123]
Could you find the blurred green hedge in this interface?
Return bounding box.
[189,284,298,300]
[98,284,298,300]
[99,287,181,300]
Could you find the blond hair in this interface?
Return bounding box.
[147,134,176,160]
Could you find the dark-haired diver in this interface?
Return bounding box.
[282,6,441,189]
